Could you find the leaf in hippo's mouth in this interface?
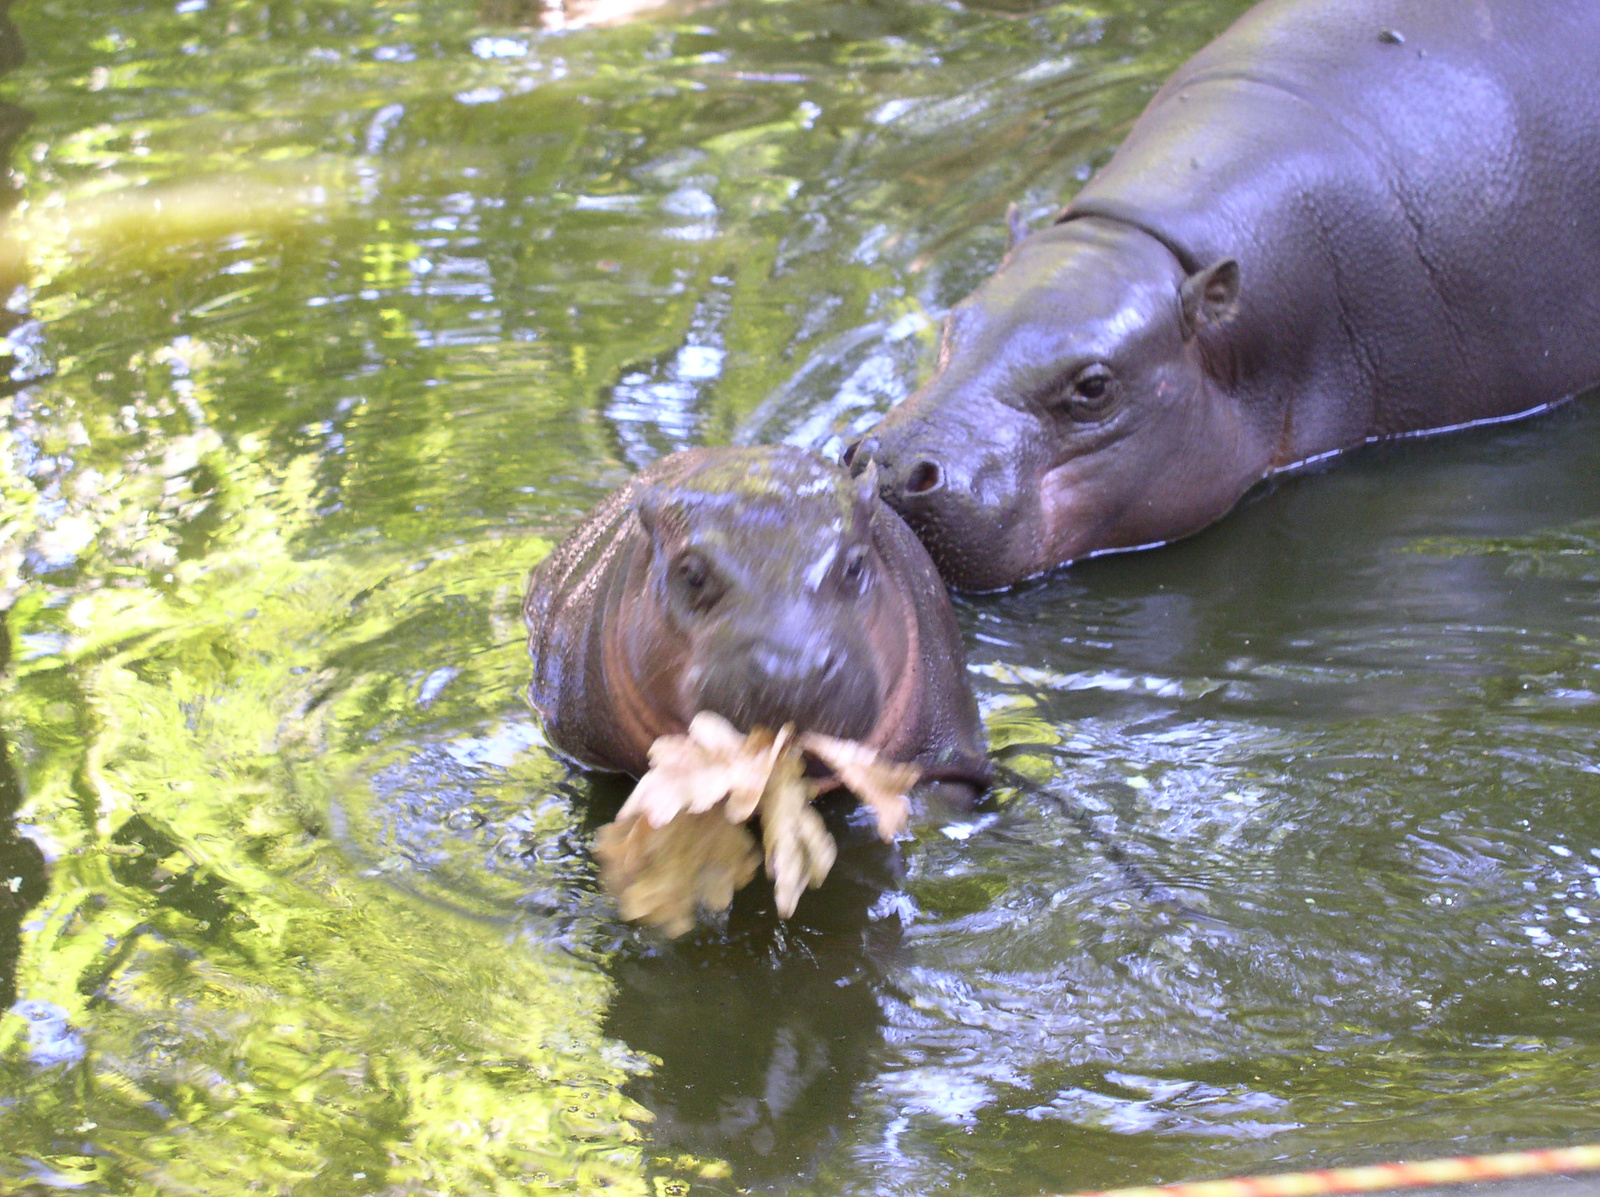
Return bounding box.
[590,710,920,935]
[758,743,834,920]
[592,810,761,938]
[797,731,916,842]
[623,712,791,828]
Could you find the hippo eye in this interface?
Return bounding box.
[1071,364,1116,411]
[1048,363,1117,421]
[839,544,873,596]
[670,550,724,614]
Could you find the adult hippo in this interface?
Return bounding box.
[849,0,1600,591]
[524,445,989,787]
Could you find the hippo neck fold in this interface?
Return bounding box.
[1054,209,1203,277]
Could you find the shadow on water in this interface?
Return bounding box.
[343,744,908,1191]
[969,396,1600,724]
[590,776,901,1189]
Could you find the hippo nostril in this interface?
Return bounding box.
[905,460,943,495]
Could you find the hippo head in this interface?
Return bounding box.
[613,447,912,744]
[848,217,1270,590]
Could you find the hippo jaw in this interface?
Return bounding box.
[851,217,1270,590]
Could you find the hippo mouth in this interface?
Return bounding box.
[690,645,882,743]
[886,496,1044,592]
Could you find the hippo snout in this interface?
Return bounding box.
[844,435,945,504]
[849,427,1037,591]
[749,641,842,687]
[693,634,880,742]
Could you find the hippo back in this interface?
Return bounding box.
[1065,0,1600,464]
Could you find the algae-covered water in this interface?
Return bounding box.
[4,0,1600,1193]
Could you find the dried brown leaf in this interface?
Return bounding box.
[758,749,837,918]
[798,732,919,841]
[618,711,788,828]
[595,715,925,932]
[682,709,748,755]
[594,809,761,937]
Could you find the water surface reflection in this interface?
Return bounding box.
[4,0,1600,1192]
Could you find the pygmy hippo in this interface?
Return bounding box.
[851,0,1600,590]
[524,445,989,787]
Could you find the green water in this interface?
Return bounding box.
[4,0,1600,1193]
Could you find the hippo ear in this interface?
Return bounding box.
[632,485,688,545]
[853,459,880,507]
[1005,202,1032,253]
[851,459,883,533]
[1179,257,1241,340]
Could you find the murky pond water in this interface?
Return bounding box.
[4,0,1600,1193]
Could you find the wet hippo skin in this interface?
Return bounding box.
[851,0,1600,591]
[523,445,989,786]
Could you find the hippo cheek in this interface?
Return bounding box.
[688,639,882,741]
[1030,460,1107,569]
[1037,455,1137,565]
[1038,430,1199,566]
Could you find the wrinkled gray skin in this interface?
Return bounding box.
[524,445,989,788]
[852,0,1600,591]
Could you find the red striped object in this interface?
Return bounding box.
[1072,1145,1600,1197]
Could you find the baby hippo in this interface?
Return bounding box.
[524,445,989,788]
